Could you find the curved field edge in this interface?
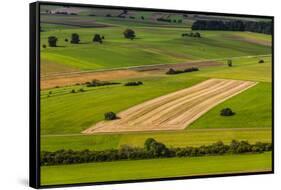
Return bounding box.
[41,152,272,185]
[189,82,272,129]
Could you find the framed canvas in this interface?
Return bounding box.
[30,1,274,188]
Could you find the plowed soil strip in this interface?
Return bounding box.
[83,79,257,134]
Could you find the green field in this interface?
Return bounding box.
[41,56,272,151]
[40,7,272,186]
[40,24,271,73]
[42,128,271,151]
[41,152,272,185]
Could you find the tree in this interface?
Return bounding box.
[144,138,157,151]
[104,112,117,120]
[65,38,68,42]
[194,32,201,38]
[71,33,80,44]
[48,36,58,47]
[259,59,264,63]
[42,44,47,48]
[93,34,103,43]
[220,108,235,116]
[227,59,232,67]
[141,16,144,20]
[123,29,136,40]
[144,138,170,157]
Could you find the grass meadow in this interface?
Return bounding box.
[41,152,272,185]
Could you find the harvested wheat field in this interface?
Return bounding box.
[83,79,257,134]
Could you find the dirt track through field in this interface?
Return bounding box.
[83,79,257,134]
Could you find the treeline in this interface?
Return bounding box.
[84,79,120,87]
[41,139,272,166]
[191,20,272,34]
[166,67,199,75]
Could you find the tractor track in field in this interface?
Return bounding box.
[82,78,257,134]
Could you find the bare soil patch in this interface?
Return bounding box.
[83,79,257,134]
[41,61,222,89]
[41,69,149,89]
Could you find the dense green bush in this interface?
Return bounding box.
[259,59,265,63]
[71,33,80,44]
[41,139,272,166]
[93,34,103,43]
[182,32,201,38]
[123,29,136,40]
[166,67,199,75]
[220,108,235,116]
[48,36,58,47]
[104,112,117,120]
[124,81,143,86]
[85,79,120,87]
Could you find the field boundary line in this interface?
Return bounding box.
[41,54,271,78]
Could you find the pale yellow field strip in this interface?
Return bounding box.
[83,79,257,134]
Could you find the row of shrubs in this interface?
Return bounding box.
[40,138,272,166]
[84,79,120,87]
[84,80,144,87]
[166,67,199,75]
[124,81,143,86]
[182,32,201,38]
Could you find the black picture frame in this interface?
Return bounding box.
[30,1,274,188]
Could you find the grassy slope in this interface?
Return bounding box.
[189,82,272,129]
[42,128,271,151]
[40,24,271,72]
[41,75,206,135]
[41,56,272,151]
[41,152,272,185]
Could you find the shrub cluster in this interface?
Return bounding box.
[48,36,58,47]
[40,139,272,166]
[166,67,199,75]
[259,59,265,63]
[85,80,120,87]
[93,34,103,44]
[123,29,136,40]
[220,108,235,116]
[104,112,117,120]
[182,32,201,38]
[124,81,143,86]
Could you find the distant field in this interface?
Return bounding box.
[41,152,272,185]
[40,24,271,74]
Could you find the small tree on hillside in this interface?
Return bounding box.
[123,29,136,40]
[227,59,233,67]
[93,34,103,43]
[48,36,58,47]
[70,33,80,44]
[220,108,235,116]
[104,112,117,120]
[194,32,201,38]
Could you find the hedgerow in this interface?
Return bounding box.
[41,139,272,166]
